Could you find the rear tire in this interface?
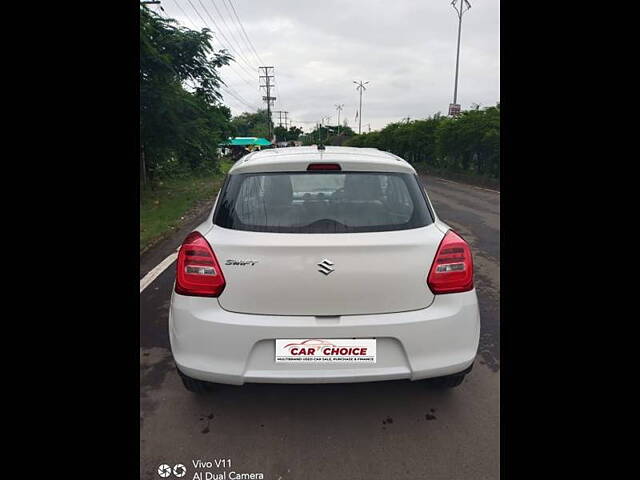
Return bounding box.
[177,368,211,394]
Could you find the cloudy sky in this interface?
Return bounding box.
[151,0,499,132]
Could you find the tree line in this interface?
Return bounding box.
[344,104,500,178]
[140,6,236,184]
[140,5,305,186]
[231,110,302,142]
[141,6,499,185]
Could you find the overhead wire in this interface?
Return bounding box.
[170,0,260,104]
[225,0,265,67]
[196,0,258,75]
[208,0,258,72]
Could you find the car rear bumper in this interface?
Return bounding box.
[169,290,480,385]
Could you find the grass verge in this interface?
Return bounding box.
[414,163,500,191]
[140,159,232,253]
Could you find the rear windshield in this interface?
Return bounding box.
[214,171,433,233]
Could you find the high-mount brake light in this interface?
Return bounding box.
[307,163,341,171]
[175,232,226,297]
[427,230,474,294]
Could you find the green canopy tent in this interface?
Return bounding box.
[219,137,272,160]
[220,137,272,147]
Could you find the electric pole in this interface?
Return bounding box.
[450,0,471,116]
[354,80,369,135]
[259,66,276,140]
[335,104,344,135]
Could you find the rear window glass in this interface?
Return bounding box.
[214,171,433,233]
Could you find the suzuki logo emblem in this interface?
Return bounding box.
[317,259,335,275]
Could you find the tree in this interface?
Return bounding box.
[301,124,356,145]
[140,6,233,183]
[273,126,288,142]
[343,105,500,178]
[274,125,304,142]
[230,110,271,138]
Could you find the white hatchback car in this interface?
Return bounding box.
[169,146,480,393]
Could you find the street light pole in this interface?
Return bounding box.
[450,0,471,115]
[335,104,344,135]
[354,81,369,134]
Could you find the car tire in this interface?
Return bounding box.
[177,368,211,394]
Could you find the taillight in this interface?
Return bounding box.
[427,230,474,294]
[307,163,341,171]
[175,232,226,297]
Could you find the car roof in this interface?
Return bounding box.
[227,146,416,174]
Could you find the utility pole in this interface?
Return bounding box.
[274,111,283,127]
[283,111,289,130]
[450,0,471,116]
[353,80,369,135]
[259,66,276,140]
[335,104,344,135]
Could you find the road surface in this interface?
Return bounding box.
[140,175,500,480]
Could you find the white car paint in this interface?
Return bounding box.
[169,146,480,385]
[212,224,442,316]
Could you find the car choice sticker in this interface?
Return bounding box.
[275,338,376,363]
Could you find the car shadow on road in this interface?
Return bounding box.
[186,376,459,427]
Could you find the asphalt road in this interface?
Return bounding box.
[140,175,500,480]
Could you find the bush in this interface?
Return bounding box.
[344,105,500,179]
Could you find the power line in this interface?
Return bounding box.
[164,0,259,109]
[171,0,196,24]
[259,66,276,140]
[225,0,265,66]
[213,0,260,70]
[170,1,255,90]
[273,111,290,129]
[274,110,284,127]
[221,85,260,111]
[178,0,258,90]
[185,0,256,79]
[198,0,257,73]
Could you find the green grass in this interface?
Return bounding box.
[414,162,500,191]
[140,159,233,252]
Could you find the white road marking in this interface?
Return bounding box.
[431,176,500,194]
[140,248,180,293]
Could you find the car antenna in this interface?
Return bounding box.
[317,143,325,151]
